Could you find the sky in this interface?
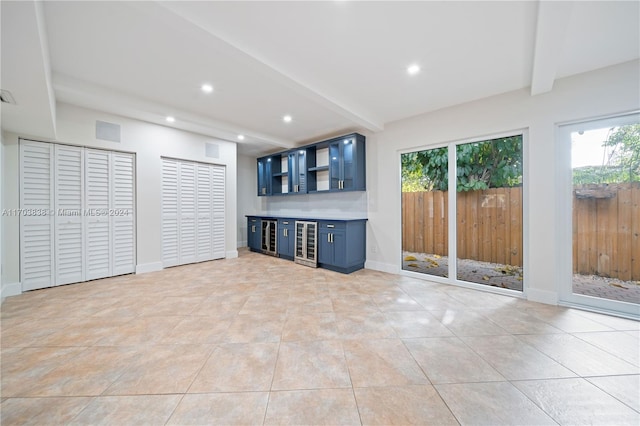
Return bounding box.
[571,127,614,168]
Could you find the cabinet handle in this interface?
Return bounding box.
[327,224,334,228]
[327,233,331,243]
[251,225,255,233]
[262,187,266,195]
[284,228,287,237]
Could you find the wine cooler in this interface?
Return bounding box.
[261,219,278,256]
[294,221,318,268]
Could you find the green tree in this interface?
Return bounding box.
[401,136,523,192]
[602,124,640,182]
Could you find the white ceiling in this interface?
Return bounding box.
[2,1,639,156]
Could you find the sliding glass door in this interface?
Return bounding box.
[456,137,523,291]
[401,147,449,278]
[559,113,640,317]
[401,133,524,293]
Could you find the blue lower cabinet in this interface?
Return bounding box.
[277,219,295,260]
[246,215,366,274]
[247,217,261,252]
[318,220,366,273]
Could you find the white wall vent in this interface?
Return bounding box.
[96,121,121,143]
[205,143,219,159]
[0,89,16,104]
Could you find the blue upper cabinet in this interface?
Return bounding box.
[328,134,365,191]
[257,156,272,196]
[256,133,365,197]
[288,150,307,194]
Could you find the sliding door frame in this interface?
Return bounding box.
[556,111,640,319]
[399,128,529,299]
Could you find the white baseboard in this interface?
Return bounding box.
[365,260,400,275]
[135,262,163,274]
[226,250,239,259]
[1,282,22,299]
[237,240,247,248]
[527,288,558,305]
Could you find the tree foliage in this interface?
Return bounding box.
[402,136,523,192]
[572,124,640,184]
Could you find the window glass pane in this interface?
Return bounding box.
[401,147,449,277]
[571,124,640,304]
[455,136,523,291]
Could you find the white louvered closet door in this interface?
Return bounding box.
[111,152,136,275]
[179,161,197,264]
[196,163,213,262]
[85,149,111,280]
[161,159,179,267]
[211,164,226,259]
[54,144,85,286]
[161,158,225,268]
[21,141,136,291]
[20,141,55,291]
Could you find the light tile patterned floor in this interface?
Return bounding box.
[1,248,639,425]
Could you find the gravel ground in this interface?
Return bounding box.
[402,251,640,304]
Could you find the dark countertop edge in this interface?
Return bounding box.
[245,214,367,222]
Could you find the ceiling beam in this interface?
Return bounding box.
[154,1,384,132]
[530,0,574,96]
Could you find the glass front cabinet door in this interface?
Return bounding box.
[328,134,364,191]
[257,156,272,196]
[288,150,307,194]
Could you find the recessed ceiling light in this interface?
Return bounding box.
[166,116,175,123]
[201,83,213,93]
[407,64,421,75]
[237,134,245,141]
[283,115,292,123]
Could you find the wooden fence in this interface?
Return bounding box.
[402,183,640,280]
[573,183,640,281]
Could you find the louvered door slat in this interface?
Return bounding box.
[179,161,197,264]
[211,164,226,259]
[20,143,55,293]
[196,164,212,261]
[85,149,111,280]
[161,158,179,267]
[111,152,136,275]
[54,145,84,286]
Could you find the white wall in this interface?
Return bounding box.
[1,102,238,294]
[366,60,640,304]
[237,153,258,247]
[0,130,4,298]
